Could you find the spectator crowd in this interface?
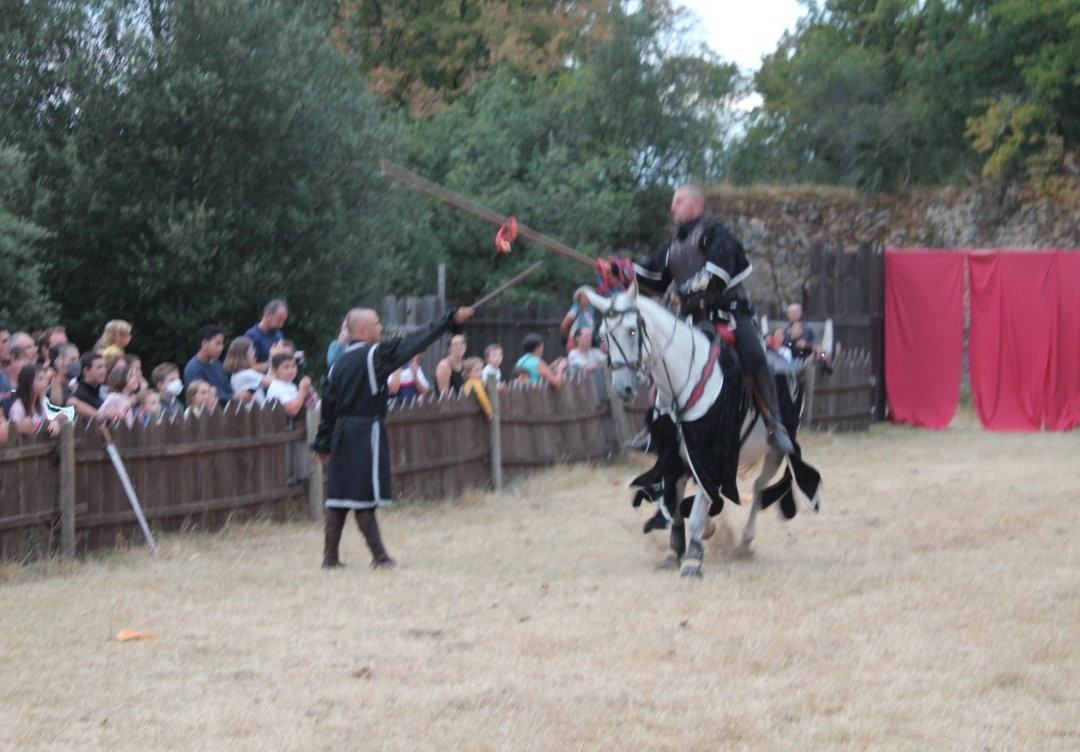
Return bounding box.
[0,295,617,448]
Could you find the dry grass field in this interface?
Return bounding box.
[2,416,1078,751]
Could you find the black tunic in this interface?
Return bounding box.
[312,310,464,509]
[633,216,753,322]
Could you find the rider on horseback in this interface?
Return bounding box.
[623,184,795,456]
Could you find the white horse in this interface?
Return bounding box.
[581,283,821,578]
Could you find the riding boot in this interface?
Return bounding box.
[356,509,395,568]
[753,364,796,456]
[322,507,348,568]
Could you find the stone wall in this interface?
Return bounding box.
[706,183,1080,314]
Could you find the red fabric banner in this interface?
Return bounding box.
[884,249,965,428]
[967,251,1057,431]
[1045,252,1080,431]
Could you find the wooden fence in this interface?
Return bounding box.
[0,350,873,561]
[803,348,876,431]
[0,406,306,561]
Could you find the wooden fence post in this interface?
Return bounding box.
[487,375,503,491]
[306,406,324,520]
[59,420,76,557]
[804,362,818,429]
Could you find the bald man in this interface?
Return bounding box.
[312,304,474,568]
[631,183,794,456]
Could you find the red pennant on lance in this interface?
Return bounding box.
[495,216,518,254]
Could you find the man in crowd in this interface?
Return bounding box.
[48,342,80,409]
[73,351,107,417]
[244,299,288,372]
[183,325,235,407]
[313,304,474,569]
[784,303,815,347]
[37,327,68,365]
[567,327,606,377]
[0,324,12,405]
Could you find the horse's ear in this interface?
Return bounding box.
[627,280,638,301]
[577,286,611,314]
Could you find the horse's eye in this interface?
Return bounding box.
[628,328,637,337]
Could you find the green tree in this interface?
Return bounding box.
[395,0,740,301]
[732,0,1017,189]
[28,0,397,367]
[0,146,58,327]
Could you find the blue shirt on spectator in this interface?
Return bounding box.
[244,324,284,365]
[0,371,11,417]
[183,356,234,406]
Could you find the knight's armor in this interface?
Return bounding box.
[634,216,794,455]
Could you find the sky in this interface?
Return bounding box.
[676,0,808,73]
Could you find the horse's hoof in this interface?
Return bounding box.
[734,542,755,559]
[679,559,703,578]
[657,552,681,570]
[702,519,716,540]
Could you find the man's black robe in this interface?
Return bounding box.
[312,310,463,510]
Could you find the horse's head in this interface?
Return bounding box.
[578,283,643,402]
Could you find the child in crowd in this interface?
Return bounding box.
[481,344,503,384]
[99,362,141,422]
[511,366,532,385]
[461,356,492,420]
[95,320,132,361]
[135,389,163,425]
[224,335,268,406]
[205,385,219,413]
[388,352,429,404]
[265,352,312,417]
[185,380,211,418]
[151,362,184,417]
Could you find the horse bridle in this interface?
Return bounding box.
[602,306,646,373]
[603,303,699,419]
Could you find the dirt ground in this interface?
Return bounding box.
[1,416,1078,751]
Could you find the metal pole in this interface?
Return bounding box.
[100,427,158,557]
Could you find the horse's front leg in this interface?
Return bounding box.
[680,489,708,578]
[658,477,686,570]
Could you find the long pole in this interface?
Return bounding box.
[101,426,159,557]
[470,261,544,309]
[380,160,594,268]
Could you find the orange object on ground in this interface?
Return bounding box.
[115,629,156,641]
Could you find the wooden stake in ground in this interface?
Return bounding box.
[100,425,159,557]
[380,160,594,268]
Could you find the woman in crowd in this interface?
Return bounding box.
[515,333,568,389]
[224,335,268,406]
[9,363,62,437]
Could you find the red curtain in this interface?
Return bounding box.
[967,251,1078,431]
[885,249,965,428]
[1045,252,1080,431]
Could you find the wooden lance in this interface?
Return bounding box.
[380,160,594,268]
[470,261,544,309]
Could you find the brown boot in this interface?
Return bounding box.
[322,507,348,568]
[356,509,395,568]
